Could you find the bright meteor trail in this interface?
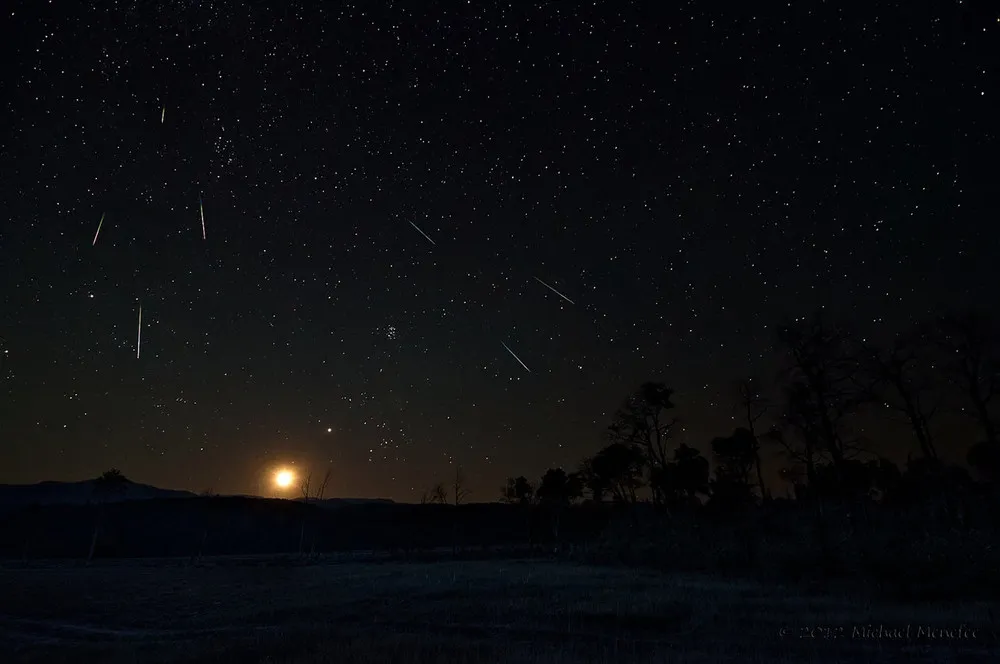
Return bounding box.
[136,304,142,359]
[408,221,436,246]
[533,276,575,305]
[92,212,105,246]
[501,341,531,373]
[199,196,206,240]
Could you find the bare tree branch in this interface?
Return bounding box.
[453,466,471,506]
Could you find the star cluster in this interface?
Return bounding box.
[1,2,995,499]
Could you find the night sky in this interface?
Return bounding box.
[1,2,996,500]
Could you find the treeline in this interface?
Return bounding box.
[458,308,998,511]
[413,308,1000,595]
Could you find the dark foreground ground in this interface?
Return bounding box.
[0,556,997,663]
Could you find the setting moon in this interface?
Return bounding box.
[274,469,294,488]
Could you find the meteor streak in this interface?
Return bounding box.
[161,106,165,124]
[501,341,531,373]
[92,212,105,246]
[199,196,206,240]
[136,304,142,359]
[408,221,436,246]
[533,276,575,304]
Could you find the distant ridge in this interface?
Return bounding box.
[0,479,196,510]
[0,479,397,511]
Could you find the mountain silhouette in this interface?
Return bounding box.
[0,479,196,512]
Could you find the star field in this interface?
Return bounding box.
[1,2,996,499]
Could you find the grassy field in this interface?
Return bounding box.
[0,556,997,663]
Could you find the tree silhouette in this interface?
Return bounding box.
[589,443,645,504]
[767,384,825,491]
[316,466,334,500]
[501,475,536,547]
[576,456,608,502]
[710,428,759,510]
[775,312,870,489]
[769,311,874,561]
[712,429,757,487]
[667,444,710,505]
[296,468,333,556]
[452,466,470,506]
[536,468,583,507]
[735,378,771,500]
[649,444,708,511]
[92,468,129,501]
[933,311,999,447]
[607,382,676,505]
[862,327,942,460]
[426,482,449,504]
[501,476,534,504]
